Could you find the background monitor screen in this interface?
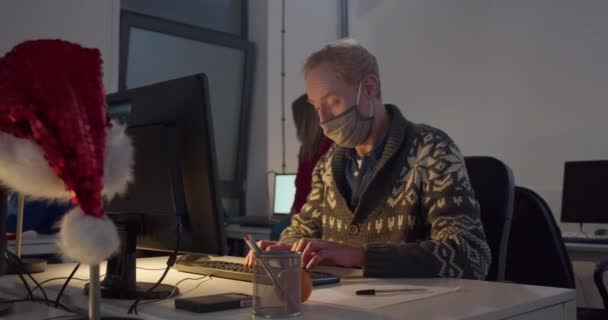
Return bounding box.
[560,160,608,224]
[273,174,297,215]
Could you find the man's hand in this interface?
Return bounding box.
[292,238,365,271]
[243,240,292,267]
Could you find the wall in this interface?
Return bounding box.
[247,0,341,215]
[348,0,608,232]
[246,0,270,215]
[0,0,120,92]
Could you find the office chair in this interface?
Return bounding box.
[506,186,608,319]
[576,259,608,320]
[464,156,514,281]
[592,260,608,308]
[505,186,576,288]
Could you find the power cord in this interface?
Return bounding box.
[136,267,168,271]
[139,275,210,306]
[172,275,213,297]
[31,276,90,293]
[5,251,49,304]
[54,263,79,308]
[35,265,156,298]
[32,272,106,313]
[4,252,72,312]
[5,254,34,300]
[127,222,182,315]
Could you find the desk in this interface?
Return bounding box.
[566,242,608,262]
[565,242,608,309]
[0,299,76,319]
[0,256,576,319]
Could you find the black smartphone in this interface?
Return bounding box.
[175,292,252,313]
[310,271,340,286]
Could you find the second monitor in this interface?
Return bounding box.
[561,160,608,225]
[99,74,225,299]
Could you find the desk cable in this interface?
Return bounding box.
[127,221,182,315]
[4,251,72,312]
[138,275,211,307]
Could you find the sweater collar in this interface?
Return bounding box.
[330,104,411,213]
[376,104,410,169]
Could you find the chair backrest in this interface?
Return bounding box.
[464,156,514,281]
[594,260,608,309]
[505,186,576,288]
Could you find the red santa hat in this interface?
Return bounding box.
[0,39,133,264]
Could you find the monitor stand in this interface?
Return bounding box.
[84,214,177,300]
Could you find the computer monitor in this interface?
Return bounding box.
[1,188,7,276]
[95,74,226,299]
[560,160,608,224]
[0,188,12,314]
[273,174,297,216]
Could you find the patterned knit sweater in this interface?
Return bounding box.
[280,105,491,280]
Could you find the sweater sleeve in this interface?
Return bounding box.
[279,152,329,244]
[363,130,491,280]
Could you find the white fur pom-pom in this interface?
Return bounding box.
[58,207,120,264]
[103,120,134,199]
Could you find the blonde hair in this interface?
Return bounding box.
[303,38,381,98]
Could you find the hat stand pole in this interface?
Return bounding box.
[15,194,24,258]
[89,264,101,320]
[7,193,47,274]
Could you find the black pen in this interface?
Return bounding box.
[356,288,428,295]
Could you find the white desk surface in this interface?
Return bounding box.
[0,299,77,319]
[564,241,608,309]
[0,256,576,320]
[565,242,608,262]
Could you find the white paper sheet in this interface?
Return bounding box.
[308,281,460,310]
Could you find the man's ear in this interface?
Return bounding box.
[363,74,381,99]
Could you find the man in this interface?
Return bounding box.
[246,39,491,280]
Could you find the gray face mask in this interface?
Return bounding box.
[319,82,374,148]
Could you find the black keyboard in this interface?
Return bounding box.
[563,236,608,244]
[174,258,340,286]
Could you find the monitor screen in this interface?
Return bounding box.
[560,160,608,224]
[105,74,226,255]
[273,174,297,215]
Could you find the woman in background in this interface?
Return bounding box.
[290,94,334,214]
[271,94,333,240]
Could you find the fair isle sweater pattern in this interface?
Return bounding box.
[280,105,491,280]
